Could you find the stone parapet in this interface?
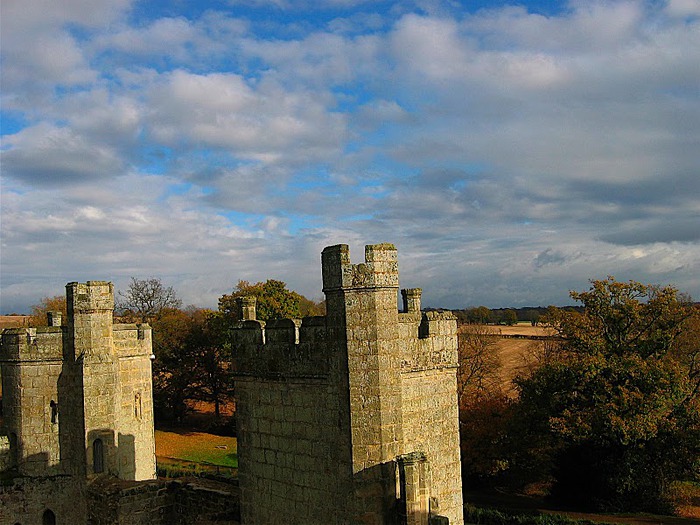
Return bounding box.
[322,243,399,292]
[0,327,64,362]
[113,324,152,358]
[232,316,330,379]
[397,311,458,372]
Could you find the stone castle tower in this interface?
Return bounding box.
[0,281,156,520]
[232,243,463,524]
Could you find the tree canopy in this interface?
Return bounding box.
[151,307,235,422]
[117,277,182,322]
[28,295,67,326]
[513,277,700,513]
[218,279,324,322]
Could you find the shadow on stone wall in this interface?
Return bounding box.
[117,433,135,480]
[353,461,403,525]
[85,477,240,525]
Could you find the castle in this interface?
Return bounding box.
[232,243,463,524]
[0,281,157,524]
[0,243,464,524]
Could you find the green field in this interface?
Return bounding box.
[155,430,238,477]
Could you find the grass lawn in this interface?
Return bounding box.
[155,430,238,468]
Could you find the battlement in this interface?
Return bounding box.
[233,243,460,379]
[66,281,114,315]
[322,243,399,291]
[0,327,65,362]
[232,316,330,379]
[398,310,458,372]
[113,324,152,358]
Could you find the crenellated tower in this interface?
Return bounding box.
[0,281,156,483]
[232,243,463,525]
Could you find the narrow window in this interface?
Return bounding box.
[42,509,56,525]
[93,438,104,474]
[134,392,142,420]
[50,400,58,424]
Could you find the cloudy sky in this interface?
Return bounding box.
[1,0,699,314]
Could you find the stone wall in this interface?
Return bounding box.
[233,312,353,524]
[85,477,239,525]
[236,377,348,524]
[399,312,463,523]
[0,436,10,471]
[0,476,86,525]
[0,475,240,525]
[173,479,240,524]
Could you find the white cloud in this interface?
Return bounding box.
[1,124,124,185]
[665,0,700,17]
[0,0,131,95]
[147,70,347,164]
[1,1,699,314]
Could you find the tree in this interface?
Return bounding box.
[513,277,700,513]
[218,279,323,322]
[151,307,200,422]
[457,323,502,404]
[456,323,514,486]
[502,309,518,326]
[465,306,492,324]
[28,295,67,326]
[151,307,235,423]
[189,310,236,420]
[117,277,182,322]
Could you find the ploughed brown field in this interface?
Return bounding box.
[480,323,555,392]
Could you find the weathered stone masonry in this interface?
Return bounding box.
[232,243,463,524]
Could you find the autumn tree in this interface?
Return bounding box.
[456,323,513,486]
[460,306,492,324]
[117,277,182,322]
[151,307,201,422]
[501,309,518,326]
[218,279,323,322]
[151,307,235,423]
[189,311,236,419]
[28,295,67,326]
[513,278,700,513]
[457,323,502,404]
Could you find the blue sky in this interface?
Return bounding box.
[1,0,699,313]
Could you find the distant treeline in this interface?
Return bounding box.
[449,305,584,325]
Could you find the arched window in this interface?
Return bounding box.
[42,509,56,525]
[93,438,104,474]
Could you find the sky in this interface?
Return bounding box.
[1,0,699,314]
